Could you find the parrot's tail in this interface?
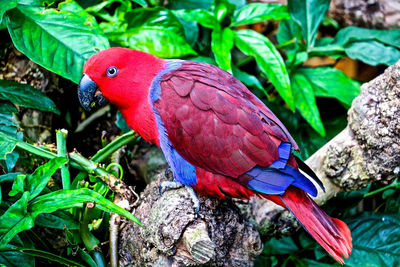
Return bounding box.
[265,187,352,264]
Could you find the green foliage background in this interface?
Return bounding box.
[0,0,400,266]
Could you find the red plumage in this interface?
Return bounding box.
[80,48,352,264]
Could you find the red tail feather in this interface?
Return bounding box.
[264,187,352,264]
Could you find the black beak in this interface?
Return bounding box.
[78,74,107,111]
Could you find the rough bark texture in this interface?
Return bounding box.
[118,174,263,266]
[329,0,400,29]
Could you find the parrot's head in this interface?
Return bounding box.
[78,47,164,111]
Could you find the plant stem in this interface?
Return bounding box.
[91,131,138,163]
[364,182,398,198]
[56,129,70,190]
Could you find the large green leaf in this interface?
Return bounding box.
[231,3,289,26]
[0,131,18,160]
[211,26,233,72]
[0,192,35,248]
[9,157,67,200]
[29,188,141,226]
[0,0,16,23]
[232,65,264,92]
[35,211,79,230]
[346,213,400,266]
[287,0,330,47]
[0,188,141,248]
[333,26,400,49]
[0,235,34,267]
[291,72,325,136]
[0,80,59,114]
[298,67,360,107]
[172,9,217,29]
[234,29,294,109]
[345,41,400,66]
[107,7,196,58]
[5,4,109,84]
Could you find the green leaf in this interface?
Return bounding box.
[172,9,217,29]
[0,247,85,267]
[211,26,233,72]
[287,0,330,47]
[115,111,130,134]
[9,158,66,199]
[5,5,109,84]
[0,235,34,267]
[232,3,289,26]
[0,0,16,24]
[234,29,294,109]
[0,80,59,114]
[346,213,400,266]
[29,188,141,226]
[232,65,263,91]
[277,18,303,45]
[262,236,299,255]
[25,157,67,200]
[291,72,325,136]
[8,175,26,197]
[35,211,80,230]
[298,67,360,107]
[333,26,400,49]
[107,7,196,58]
[0,131,18,160]
[167,0,213,10]
[131,0,147,6]
[345,40,400,66]
[0,192,35,248]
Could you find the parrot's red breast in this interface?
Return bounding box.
[80,47,352,264]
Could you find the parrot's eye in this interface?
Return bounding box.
[106,66,118,77]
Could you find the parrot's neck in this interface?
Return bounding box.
[120,102,160,147]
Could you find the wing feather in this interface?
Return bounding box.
[154,60,298,179]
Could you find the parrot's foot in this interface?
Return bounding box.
[164,167,172,179]
[159,181,184,195]
[185,186,201,213]
[158,181,201,213]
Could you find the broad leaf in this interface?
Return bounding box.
[173,9,217,29]
[287,0,330,47]
[345,41,400,66]
[10,157,67,200]
[232,3,289,26]
[0,235,34,267]
[0,80,59,114]
[298,67,360,107]
[29,188,141,226]
[0,0,16,23]
[334,26,400,49]
[0,131,18,160]
[262,236,299,255]
[291,72,325,136]
[211,26,233,72]
[234,29,294,110]
[346,213,400,266]
[0,247,85,267]
[0,192,35,248]
[107,7,196,58]
[232,65,264,91]
[5,4,109,84]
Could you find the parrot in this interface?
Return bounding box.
[78,47,352,264]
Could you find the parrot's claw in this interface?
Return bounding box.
[185,186,201,213]
[164,167,172,179]
[159,181,184,195]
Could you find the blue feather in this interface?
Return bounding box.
[149,60,197,186]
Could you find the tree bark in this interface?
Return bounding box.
[328,0,400,29]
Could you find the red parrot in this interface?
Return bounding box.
[78,47,352,263]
